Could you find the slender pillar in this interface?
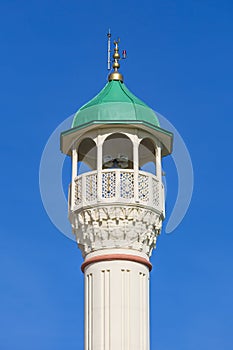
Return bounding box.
[156,144,162,182]
[133,137,139,202]
[71,147,78,208]
[97,134,103,202]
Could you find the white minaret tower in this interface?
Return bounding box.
[60,39,173,350]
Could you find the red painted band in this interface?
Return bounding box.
[81,254,152,273]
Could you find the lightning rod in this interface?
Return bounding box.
[107,29,111,70]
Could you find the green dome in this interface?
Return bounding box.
[72,80,160,128]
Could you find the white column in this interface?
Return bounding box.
[156,144,164,215]
[84,250,150,350]
[156,144,162,182]
[133,138,139,202]
[97,134,103,202]
[71,147,78,209]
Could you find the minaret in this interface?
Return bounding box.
[60,39,173,350]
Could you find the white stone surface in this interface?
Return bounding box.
[85,248,149,260]
[84,259,149,350]
[71,204,162,257]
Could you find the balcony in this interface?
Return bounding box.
[70,169,164,216]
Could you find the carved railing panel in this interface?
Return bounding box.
[75,177,82,205]
[120,172,134,199]
[138,174,149,203]
[72,170,163,212]
[86,173,97,202]
[152,178,160,207]
[102,171,116,198]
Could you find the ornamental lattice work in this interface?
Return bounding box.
[120,172,134,199]
[138,174,149,202]
[152,178,160,207]
[75,178,82,205]
[86,173,97,202]
[72,170,163,211]
[102,172,116,198]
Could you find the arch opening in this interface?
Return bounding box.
[139,138,157,175]
[77,138,97,175]
[102,133,133,169]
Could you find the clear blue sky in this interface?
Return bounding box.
[1,1,233,349]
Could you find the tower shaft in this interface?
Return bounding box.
[84,250,149,350]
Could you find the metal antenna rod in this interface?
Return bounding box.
[107,29,111,70]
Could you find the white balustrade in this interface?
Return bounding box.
[71,169,164,214]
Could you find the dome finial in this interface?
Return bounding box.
[108,38,124,83]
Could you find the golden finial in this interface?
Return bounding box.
[108,38,124,82]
